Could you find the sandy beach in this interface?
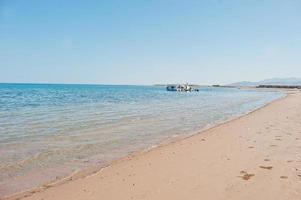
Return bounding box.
[6,90,301,200]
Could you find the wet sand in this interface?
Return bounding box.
[6,90,301,200]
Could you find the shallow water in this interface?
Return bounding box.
[0,84,284,196]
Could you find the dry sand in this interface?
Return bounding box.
[6,91,301,200]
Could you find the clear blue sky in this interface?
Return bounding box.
[0,0,300,85]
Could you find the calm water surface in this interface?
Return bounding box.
[0,84,284,196]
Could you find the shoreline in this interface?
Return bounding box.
[3,89,291,200]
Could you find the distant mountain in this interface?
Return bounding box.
[259,78,301,85]
[228,78,301,87]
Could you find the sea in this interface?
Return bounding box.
[0,83,284,197]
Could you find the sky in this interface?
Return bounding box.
[0,0,300,85]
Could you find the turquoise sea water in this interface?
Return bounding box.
[0,84,284,196]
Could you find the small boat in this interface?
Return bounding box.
[166,83,199,92]
[166,85,177,91]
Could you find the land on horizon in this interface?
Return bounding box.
[153,77,301,87]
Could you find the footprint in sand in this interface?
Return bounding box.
[270,145,277,147]
[259,166,273,170]
[264,159,270,162]
[280,176,288,179]
[239,171,255,180]
[248,146,254,149]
